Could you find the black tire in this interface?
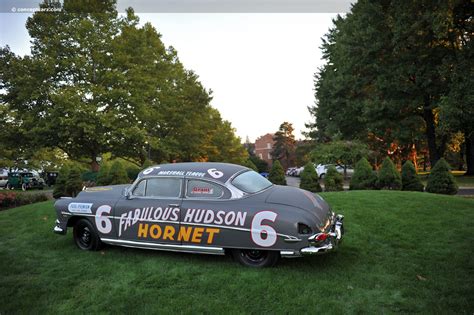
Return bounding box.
[5,183,11,190]
[73,219,102,251]
[231,249,280,268]
[320,173,326,179]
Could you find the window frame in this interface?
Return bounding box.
[130,176,184,199]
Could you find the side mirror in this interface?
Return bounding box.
[123,187,132,199]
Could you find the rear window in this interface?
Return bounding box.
[231,171,272,194]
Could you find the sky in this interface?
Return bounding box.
[0,12,341,142]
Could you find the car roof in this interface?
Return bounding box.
[137,162,249,184]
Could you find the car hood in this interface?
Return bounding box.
[265,185,331,224]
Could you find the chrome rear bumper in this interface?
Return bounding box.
[300,214,344,256]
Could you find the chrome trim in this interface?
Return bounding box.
[280,250,301,258]
[300,244,334,255]
[284,238,302,243]
[101,238,225,255]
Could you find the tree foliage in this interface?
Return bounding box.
[108,160,129,185]
[96,163,111,186]
[307,0,473,172]
[377,157,402,190]
[350,158,377,190]
[65,167,83,197]
[249,155,268,173]
[271,122,296,169]
[401,160,424,192]
[53,166,69,199]
[426,158,458,195]
[324,165,344,192]
[0,1,247,170]
[299,163,322,192]
[268,160,286,185]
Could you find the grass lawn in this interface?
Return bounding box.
[1,191,473,313]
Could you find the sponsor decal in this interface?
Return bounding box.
[68,203,93,214]
[192,187,213,194]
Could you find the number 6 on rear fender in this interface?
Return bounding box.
[251,211,277,247]
[95,205,112,234]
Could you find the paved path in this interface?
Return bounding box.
[285,176,474,196]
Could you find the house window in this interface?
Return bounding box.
[267,153,271,160]
[259,153,263,159]
[267,143,272,149]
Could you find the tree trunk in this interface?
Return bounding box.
[465,134,474,176]
[90,160,99,172]
[422,98,440,169]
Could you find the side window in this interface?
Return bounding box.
[186,180,224,199]
[133,180,146,196]
[145,178,182,198]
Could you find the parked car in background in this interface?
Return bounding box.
[286,167,297,176]
[259,172,269,178]
[294,166,305,177]
[44,171,59,186]
[0,175,8,188]
[53,162,345,267]
[5,172,45,191]
[316,164,354,179]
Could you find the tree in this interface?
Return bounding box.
[108,160,129,185]
[426,158,458,195]
[66,167,83,197]
[307,1,472,168]
[299,163,322,192]
[271,122,296,169]
[350,158,377,190]
[401,161,424,192]
[268,160,286,185]
[324,165,344,192]
[53,166,69,199]
[377,157,402,190]
[96,163,111,186]
[242,159,258,172]
[249,155,268,173]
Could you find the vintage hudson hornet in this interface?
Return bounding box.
[53,162,344,267]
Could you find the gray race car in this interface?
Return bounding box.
[53,162,344,267]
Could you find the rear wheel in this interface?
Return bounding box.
[231,249,280,267]
[5,183,11,190]
[73,219,102,251]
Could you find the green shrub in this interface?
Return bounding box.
[350,157,377,190]
[81,171,98,182]
[268,160,286,185]
[66,167,83,197]
[377,157,402,190]
[126,165,141,182]
[141,159,155,170]
[300,163,322,192]
[324,165,344,192]
[109,161,130,185]
[426,158,458,195]
[53,166,69,199]
[401,161,424,191]
[242,159,258,172]
[96,163,111,186]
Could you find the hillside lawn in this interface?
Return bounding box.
[1,191,473,313]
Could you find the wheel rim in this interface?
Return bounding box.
[77,226,92,248]
[241,249,267,264]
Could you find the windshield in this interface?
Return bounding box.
[231,171,272,194]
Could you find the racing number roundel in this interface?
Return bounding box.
[207,168,224,179]
[251,211,277,247]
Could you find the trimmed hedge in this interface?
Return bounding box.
[377,157,402,190]
[350,157,377,190]
[300,163,322,192]
[268,160,286,185]
[426,158,458,195]
[324,165,344,192]
[401,161,424,191]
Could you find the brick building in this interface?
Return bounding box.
[254,133,274,167]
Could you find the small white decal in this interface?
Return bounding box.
[143,167,160,175]
[68,203,93,214]
[207,168,224,179]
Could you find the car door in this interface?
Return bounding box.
[113,176,183,245]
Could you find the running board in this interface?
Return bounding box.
[101,238,225,255]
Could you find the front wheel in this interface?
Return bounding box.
[231,249,280,268]
[21,183,27,191]
[73,219,102,251]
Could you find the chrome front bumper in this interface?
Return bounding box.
[53,219,66,235]
[300,214,344,256]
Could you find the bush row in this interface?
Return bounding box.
[0,191,51,210]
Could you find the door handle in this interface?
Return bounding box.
[168,203,180,207]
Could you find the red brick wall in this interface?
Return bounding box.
[254,133,274,167]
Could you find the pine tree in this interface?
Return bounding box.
[268,160,286,185]
[426,158,458,195]
[324,165,344,191]
[299,163,322,192]
[109,161,130,185]
[377,157,402,190]
[401,160,424,191]
[350,158,377,190]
